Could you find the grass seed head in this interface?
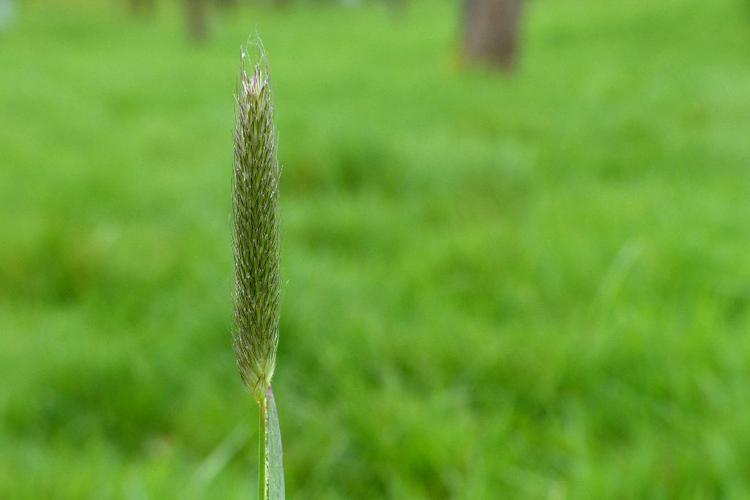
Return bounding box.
[232,45,280,403]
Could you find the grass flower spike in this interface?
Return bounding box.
[233,47,280,403]
[233,44,285,499]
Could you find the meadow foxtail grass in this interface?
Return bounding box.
[232,43,285,500]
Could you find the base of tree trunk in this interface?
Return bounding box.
[130,0,154,16]
[186,0,208,43]
[463,0,523,71]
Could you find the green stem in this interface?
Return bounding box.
[258,394,268,500]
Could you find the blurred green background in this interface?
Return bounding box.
[2,0,750,497]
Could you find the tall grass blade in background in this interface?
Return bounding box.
[232,44,285,500]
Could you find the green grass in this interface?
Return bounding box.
[2,0,750,497]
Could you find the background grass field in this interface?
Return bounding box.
[2,0,750,497]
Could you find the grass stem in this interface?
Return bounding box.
[258,394,268,500]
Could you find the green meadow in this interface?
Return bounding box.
[2,0,750,497]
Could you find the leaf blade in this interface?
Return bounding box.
[265,386,285,500]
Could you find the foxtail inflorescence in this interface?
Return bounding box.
[232,47,281,404]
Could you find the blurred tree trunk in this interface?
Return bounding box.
[215,0,237,9]
[185,0,207,42]
[129,0,154,16]
[386,0,407,19]
[463,0,523,70]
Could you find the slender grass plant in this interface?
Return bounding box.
[232,44,285,500]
